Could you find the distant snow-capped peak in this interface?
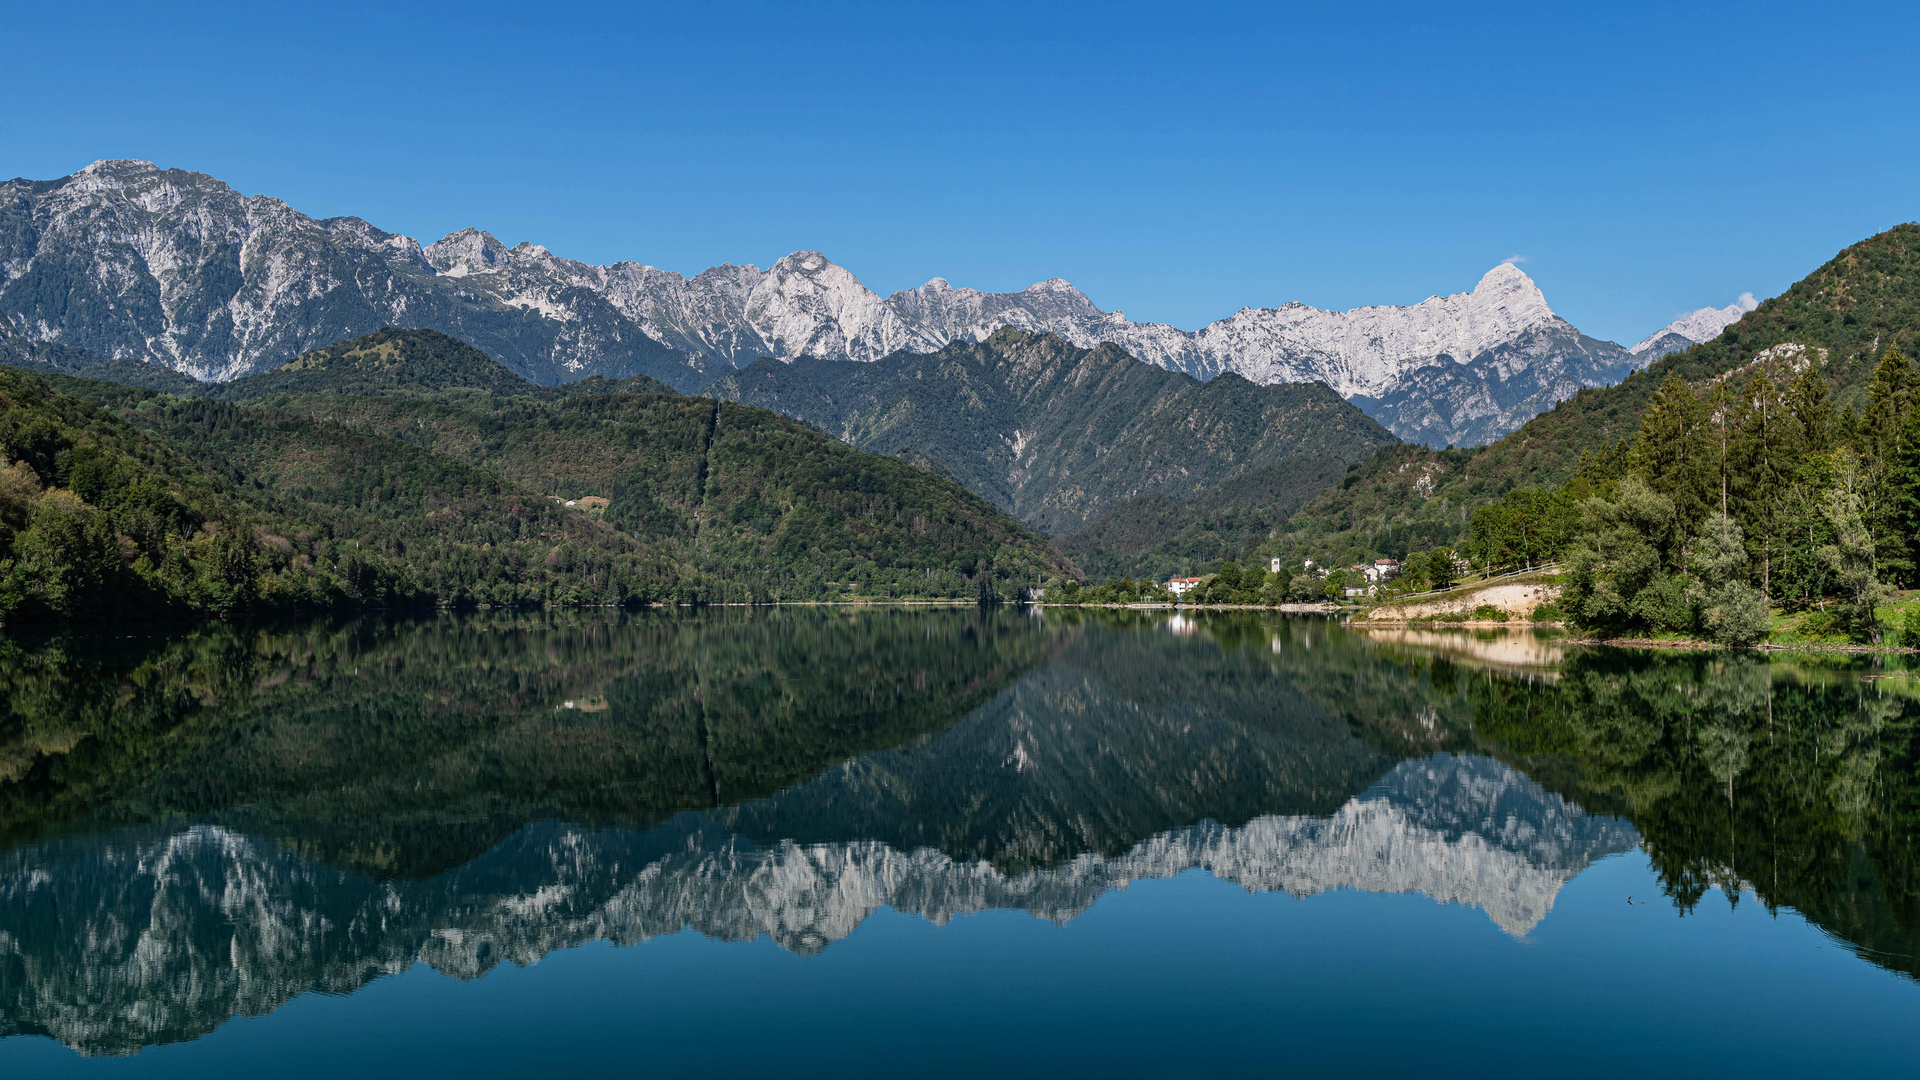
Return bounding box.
[1630,293,1758,354]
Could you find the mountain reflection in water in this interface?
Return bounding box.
[2,610,1918,1058]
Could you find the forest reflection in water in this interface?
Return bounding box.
[1,608,1918,1058]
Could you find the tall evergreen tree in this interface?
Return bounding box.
[1861,345,1914,462]
[1728,373,1788,599]
[1783,361,1836,460]
[1629,372,1714,546]
[1892,396,1920,584]
[1859,346,1915,585]
[1770,361,1841,608]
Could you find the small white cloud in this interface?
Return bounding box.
[1736,291,1758,311]
[1501,254,1528,265]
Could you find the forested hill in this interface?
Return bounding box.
[1058,456,1348,581]
[0,331,1075,622]
[1262,222,1920,568]
[707,326,1396,535]
[209,328,549,399]
[207,327,681,402]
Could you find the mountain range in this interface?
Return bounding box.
[3,160,1748,448]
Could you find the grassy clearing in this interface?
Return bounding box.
[1766,591,1920,648]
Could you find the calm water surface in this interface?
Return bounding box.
[2,608,1917,1076]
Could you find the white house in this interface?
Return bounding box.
[1166,577,1203,597]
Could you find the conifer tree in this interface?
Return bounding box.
[1783,361,1835,459]
[1706,381,1736,518]
[1859,346,1914,585]
[1729,373,1787,599]
[1861,345,1913,464]
[1772,361,1840,608]
[1629,372,1713,545]
[1892,397,1920,585]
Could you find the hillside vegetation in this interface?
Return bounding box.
[0,330,1074,622]
[206,327,678,402]
[1059,456,1347,581]
[708,327,1395,535]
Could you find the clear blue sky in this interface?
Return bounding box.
[6,1,1917,343]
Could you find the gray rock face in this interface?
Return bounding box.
[0,161,709,388]
[1345,323,1644,448]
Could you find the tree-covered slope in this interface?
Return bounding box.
[0,366,437,620]
[206,327,680,402]
[2,365,694,617]
[1058,456,1348,580]
[4,327,1076,619]
[707,326,1396,535]
[205,382,1073,601]
[209,327,545,399]
[1258,223,1920,569]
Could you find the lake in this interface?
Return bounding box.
[2,608,1917,1076]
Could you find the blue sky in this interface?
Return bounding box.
[5,1,1917,343]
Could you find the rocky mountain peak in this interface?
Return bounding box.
[1476,260,1534,289]
[425,228,511,277]
[1465,262,1556,326]
[1023,277,1088,297]
[772,250,840,276]
[74,157,166,185]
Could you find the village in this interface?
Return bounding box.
[1163,556,1404,600]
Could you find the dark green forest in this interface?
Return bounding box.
[1059,455,1348,581]
[0,329,1074,622]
